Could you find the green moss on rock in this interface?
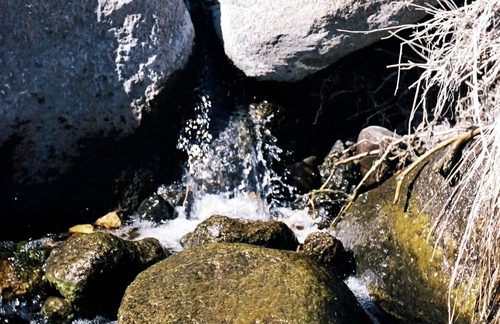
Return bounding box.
[45,232,167,318]
[181,214,299,250]
[333,152,477,323]
[0,241,48,301]
[118,243,371,324]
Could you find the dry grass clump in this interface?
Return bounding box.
[387,0,500,322]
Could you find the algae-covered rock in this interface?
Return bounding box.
[333,151,477,323]
[302,232,353,279]
[0,241,48,302]
[180,214,299,250]
[41,296,73,324]
[45,233,167,318]
[118,243,371,324]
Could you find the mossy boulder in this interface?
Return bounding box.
[118,243,371,324]
[45,233,167,318]
[0,241,48,302]
[180,214,299,250]
[333,151,477,323]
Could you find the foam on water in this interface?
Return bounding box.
[125,192,324,252]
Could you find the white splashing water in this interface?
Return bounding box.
[118,96,324,250]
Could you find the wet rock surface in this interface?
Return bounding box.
[118,243,371,324]
[45,232,167,318]
[302,232,354,279]
[333,150,477,323]
[40,296,73,324]
[0,241,48,302]
[137,193,175,223]
[318,140,359,194]
[287,156,321,193]
[180,214,299,250]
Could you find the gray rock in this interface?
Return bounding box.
[181,214,299,250]
[356,126,399,185]
[45,233,167,318]
[0,0,194,183]
[207,0,430,81]
[118,243,371,324]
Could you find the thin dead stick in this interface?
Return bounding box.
[334,149,380,165]
[393,127,485,204]
[329,144,395,229]
[307,189,345,196]
[182,184,190,206]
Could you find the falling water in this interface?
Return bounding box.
[123,94,323,251]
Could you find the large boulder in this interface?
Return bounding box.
[118,243,371,324]
[332,150,478,323]
[206,0,431,81]
[180,214,299,250]
[45,233,167,318]
[0,0,194,184]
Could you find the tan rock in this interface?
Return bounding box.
[69,224,94,234]
[95,210,122,229]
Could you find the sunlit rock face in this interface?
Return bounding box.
[206,0,431,81]
[0,0,194,184]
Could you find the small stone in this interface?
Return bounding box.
[356,126,399,186]
[41,296,73,324]
[95,210,122,229]
[137,193,175,223]
[302,232,353,279]
[68,224,94,234]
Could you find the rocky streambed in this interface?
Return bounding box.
[0,0,484,323]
